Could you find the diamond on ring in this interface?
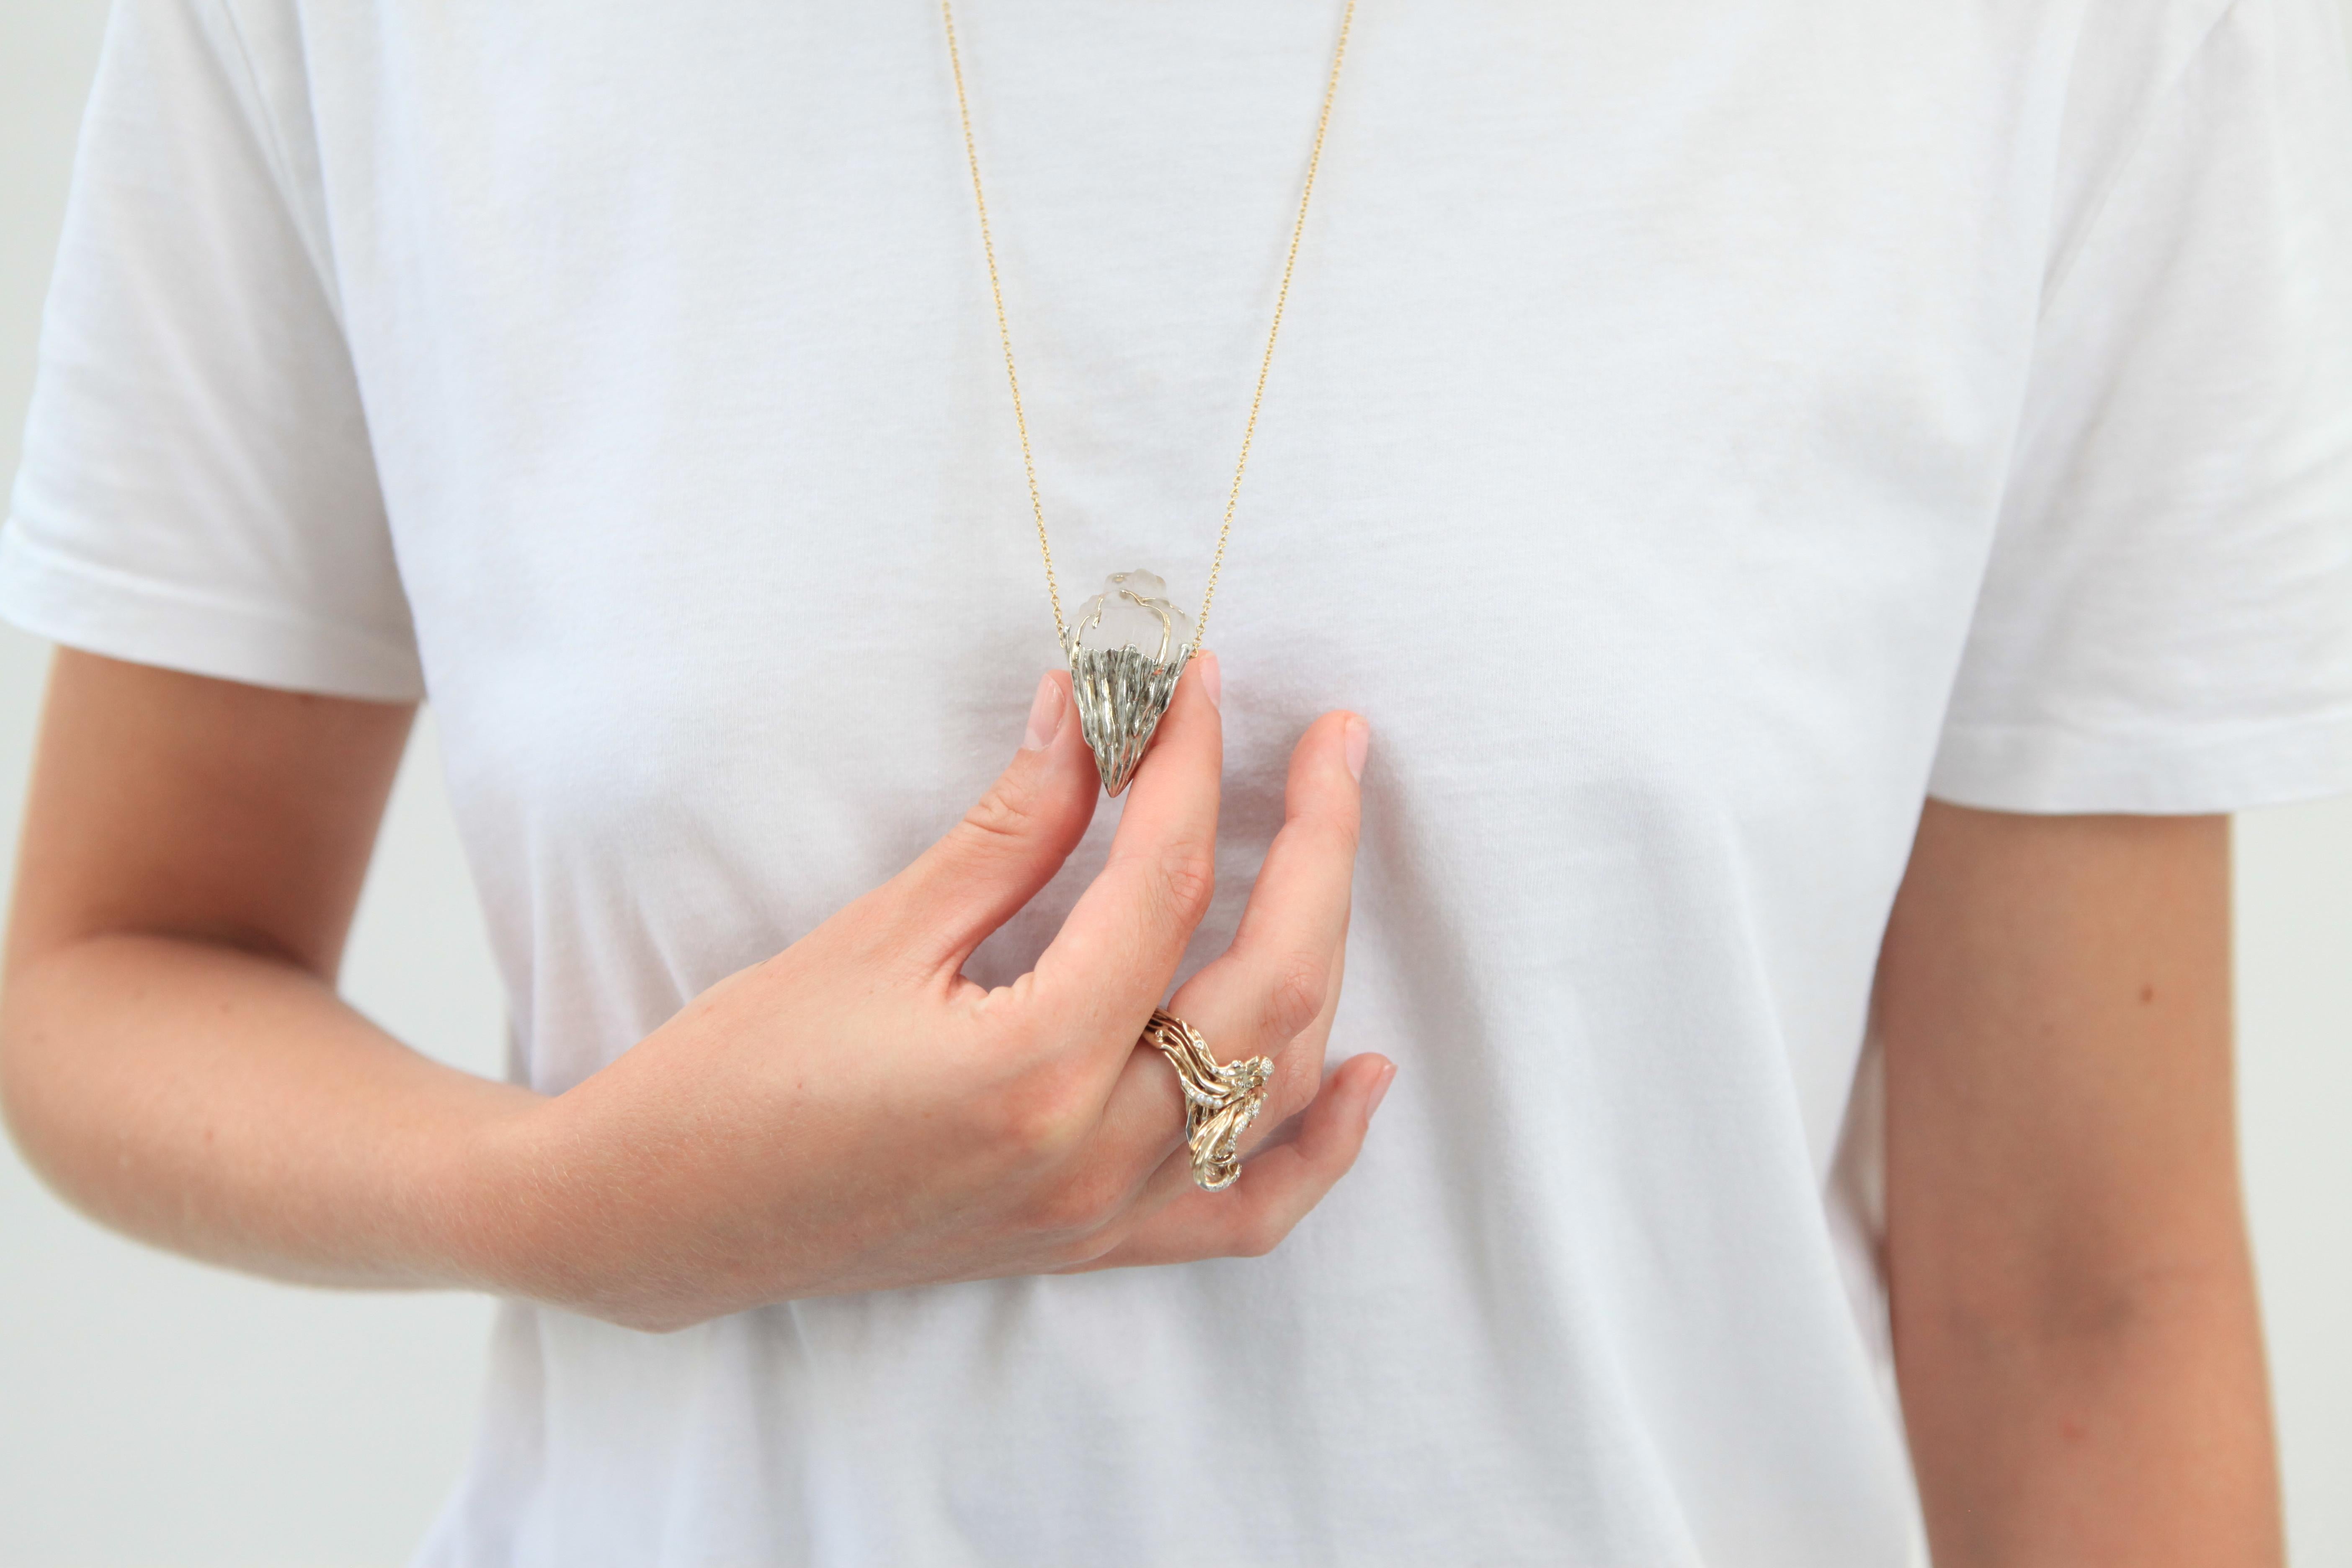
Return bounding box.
[1140,1009,1273,1191]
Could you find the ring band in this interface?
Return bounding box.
[1140,1008,1273,1191]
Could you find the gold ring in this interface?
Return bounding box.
[1140,1009,1273,1191]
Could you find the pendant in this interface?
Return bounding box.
[1064,570,1193,797]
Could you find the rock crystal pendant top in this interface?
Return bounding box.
[1063,570,1193,797]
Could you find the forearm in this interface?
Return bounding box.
[0,931,540,1291]
[0,654,1385,1336]
[1895,1233,2279,1566]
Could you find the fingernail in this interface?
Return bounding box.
[1366,1061,1397,1123]
[1021,672,1065,750]
[1344,716,1371,781]
[1197,651,1222,710]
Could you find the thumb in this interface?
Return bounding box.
[881,670,1100,972]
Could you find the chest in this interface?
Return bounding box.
[306,1,2052,928]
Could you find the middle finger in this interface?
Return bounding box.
[1074,709,1367,1195]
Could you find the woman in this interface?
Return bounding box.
[4,0,2349,1563]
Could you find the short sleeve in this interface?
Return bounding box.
[1929,0,2352,814]
[0,0,423,701]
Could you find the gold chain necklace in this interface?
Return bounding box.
[941,0,1358,794]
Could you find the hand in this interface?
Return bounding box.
[490,655,1390,1331]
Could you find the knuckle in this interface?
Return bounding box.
[957,780,1042,853]
[1155,841,1217,926]
[1261,949,1331,1044]
[1289,807,1362,867]
[972,1072,1091,1170]
[1025,1164,1125,1239]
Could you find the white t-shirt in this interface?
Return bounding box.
[10,0,2352,1562]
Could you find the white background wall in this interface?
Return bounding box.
[2,4,2348,1563]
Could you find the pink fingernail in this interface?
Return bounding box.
[1366,1062,1397,1122]
[1197,651,1222,710]
[1021,672,1065,750]
[1344,716,1370,781]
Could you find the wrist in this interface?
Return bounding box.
[421,1083,577,1302]
[433,1075,720,1332]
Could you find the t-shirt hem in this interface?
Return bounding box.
[1927,710,2352,814]
[0,523,426,702]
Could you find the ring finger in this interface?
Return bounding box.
[1075,709,1365,1198]
[1124,934,1351,1214]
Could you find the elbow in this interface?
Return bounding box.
[1896,1243,2257,1373]
[0,949,98,1207]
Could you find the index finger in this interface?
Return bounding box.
[1026,651,1225,1050]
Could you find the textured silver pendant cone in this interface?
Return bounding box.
[1064,570,1194,797]
[1067,643,1189,797]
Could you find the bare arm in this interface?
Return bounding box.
[0,650,534,1288]
[1879,800,2280,1566]
[0,650,1388,1328]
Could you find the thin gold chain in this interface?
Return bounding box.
[941,0,1063,640]
[941,0,1358,654]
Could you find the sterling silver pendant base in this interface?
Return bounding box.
[1063,570,1195,797]
[1067,644,1189,797]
